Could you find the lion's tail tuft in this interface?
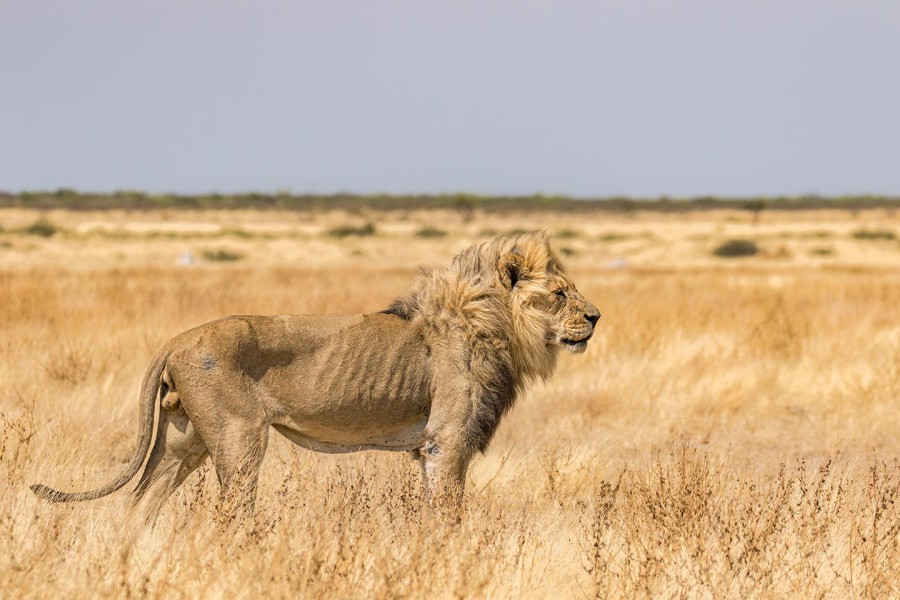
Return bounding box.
[30,484,81,503]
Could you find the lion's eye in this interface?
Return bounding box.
[554,290,566,299]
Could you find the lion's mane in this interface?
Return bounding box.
[384,231,561,452]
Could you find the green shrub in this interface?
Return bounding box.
[202,249,244,262]
[851,229,896,241]
[23,219,59,237]
[326,223,376,238]
[712,239,759,258]
[414,226,447,239]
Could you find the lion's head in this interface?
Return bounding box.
[499,252,600,355]
[489,232,600,374]
[385,231,600,383]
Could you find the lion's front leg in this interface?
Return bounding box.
[419,350,499,512]
[418,438,472,510]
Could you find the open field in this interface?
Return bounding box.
[2,207,900,598]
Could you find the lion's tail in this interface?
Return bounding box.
[30,347,169,503]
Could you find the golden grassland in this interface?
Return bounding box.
[1,207,900,598]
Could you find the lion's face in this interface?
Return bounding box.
[539,272,600,354]
[498,248,601,356]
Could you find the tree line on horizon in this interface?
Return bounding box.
[1,189,898,213]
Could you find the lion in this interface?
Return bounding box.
[31,231,600,518]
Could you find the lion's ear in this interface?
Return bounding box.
[497,252,529,290]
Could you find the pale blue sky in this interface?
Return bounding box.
[1,1,898,197]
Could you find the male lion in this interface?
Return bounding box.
[32,232,600,518]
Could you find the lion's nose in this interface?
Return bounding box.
[586,313,600,327]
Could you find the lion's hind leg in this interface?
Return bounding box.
[130,407,209,525]
[203,420,270,524]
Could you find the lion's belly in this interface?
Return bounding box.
[268,384,430,448]
[254,313,432,448]
[272,419,427,453]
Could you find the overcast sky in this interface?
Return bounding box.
[1,1,898,197]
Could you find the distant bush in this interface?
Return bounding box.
[802,230,833,239]
[555,228,581,239]
[202,249,244,262]
[598,232,630,242]
[326,223,376,238]
[23,219,59,237]
[810,247,835,256]
[851,229,896,241]
[414,226,447,239]
[559,246,577,256]
[219,228,258,239]
[712,239,759,258]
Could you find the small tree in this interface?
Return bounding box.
[743,200,766,225]
[453,194,477,223]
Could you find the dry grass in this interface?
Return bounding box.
[1,208,900,598]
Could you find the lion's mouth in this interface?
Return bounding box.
[561,332,593,346]
[559,331,593,353]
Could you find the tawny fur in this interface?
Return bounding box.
[31,232,601,519]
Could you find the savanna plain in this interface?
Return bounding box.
[1,206,900,599]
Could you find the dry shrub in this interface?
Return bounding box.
[0,391,39,485]
[581,445,900,599]
[43,345,93,385]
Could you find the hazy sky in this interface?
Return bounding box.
[1,1,898,197]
